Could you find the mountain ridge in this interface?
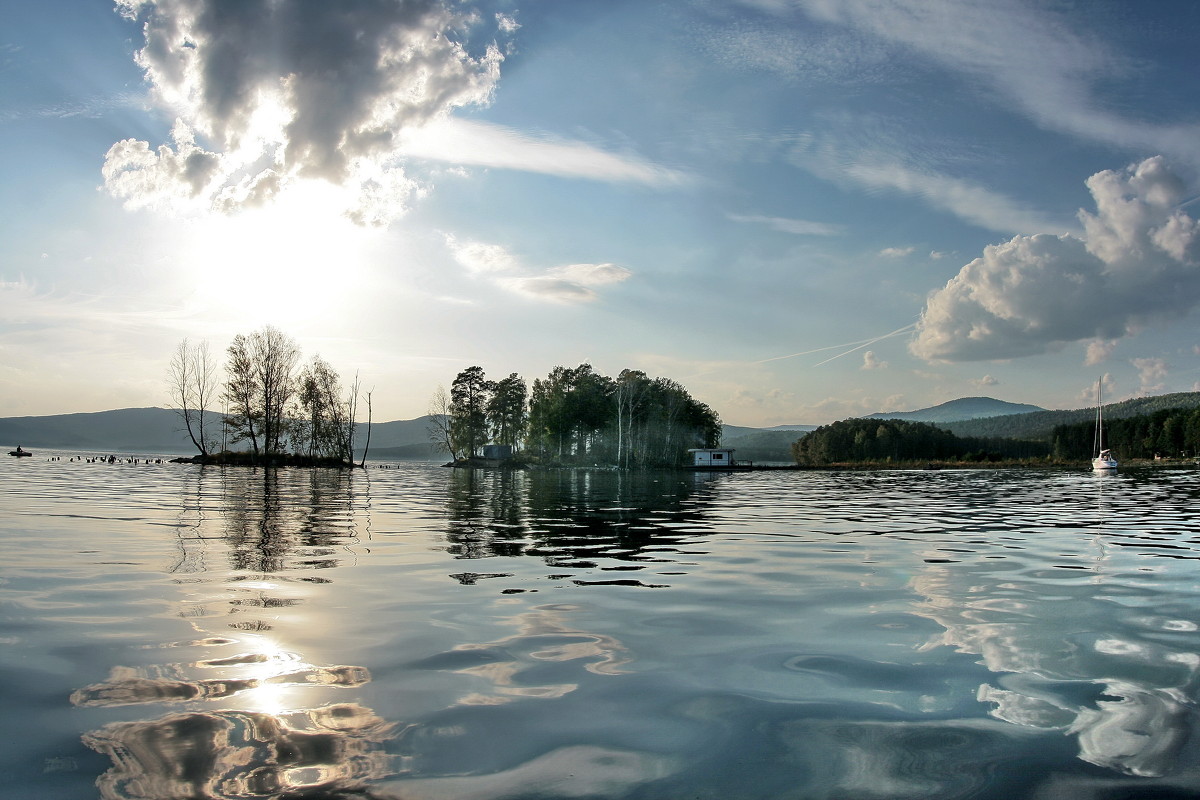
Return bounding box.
[862,396,1046,423]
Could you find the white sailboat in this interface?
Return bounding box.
[1092,380,1118,472]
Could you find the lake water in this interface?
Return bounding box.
[3,453,1200,799]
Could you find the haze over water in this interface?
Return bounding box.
[3,454,1200,798]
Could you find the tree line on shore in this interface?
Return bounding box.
[791,405,1200,466]
[791,418,1051,466]
[1050,406,1200,460]
[432,364,721,468]
[168,326,368,465]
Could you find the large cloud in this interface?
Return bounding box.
[106,0,506,219]
[910,157,1200,362]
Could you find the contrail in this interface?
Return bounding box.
[755,321,918,366]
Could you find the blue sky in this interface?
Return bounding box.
[4,0,1200,426]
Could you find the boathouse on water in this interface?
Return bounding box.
[688,448,737,467]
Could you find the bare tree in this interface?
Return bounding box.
[428,385,458,460]
[168,338,217,456]
[358,387,372,468]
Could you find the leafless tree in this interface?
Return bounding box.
[167,338,217,456]
[427,385,457,460]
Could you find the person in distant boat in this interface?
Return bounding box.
[15,445,24,455]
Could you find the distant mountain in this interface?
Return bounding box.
[864,396,1046,424]
[720,424,816,464]
[943,391,1200,440]
[721,423,815,440]
[0,407,445,458]
[0,407,192,453]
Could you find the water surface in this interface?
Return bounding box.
[3,454,1200,798]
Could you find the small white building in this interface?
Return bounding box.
[688,448,737,467]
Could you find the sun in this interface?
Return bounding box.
[182,182,383,328]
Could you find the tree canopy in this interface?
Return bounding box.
[791,418,1049,465]
[439,363,720,468]
[1051,406,1200,460]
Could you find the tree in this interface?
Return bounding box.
[296,355,354,461]
[450,366,494,459]
[223,334,261,458]
[167,338,217,456]
[613,369,650,469]
[252,326,300,456]
[428,385,458,460]
[488,373,528,450]
[221,326,300,460]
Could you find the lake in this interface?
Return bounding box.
[3,453,1200,799]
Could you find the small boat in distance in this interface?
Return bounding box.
[1092,380,1118,472]
[8,446,32,457]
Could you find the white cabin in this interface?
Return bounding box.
[688,448,736,467]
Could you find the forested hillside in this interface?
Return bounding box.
[1051,406,1200,460]
[942,392,1200,439]
[792,418,1050,465]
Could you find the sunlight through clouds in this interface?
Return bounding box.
[106,0,508,222]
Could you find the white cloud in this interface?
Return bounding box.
[861,350,888,369]
[445,238,631,304]
[107,0,507,221]
[1132,357,1168,396]
[496,14,520,34]
[729,214,843,236]
[443,236,519,275]
[971,374,998,387]
[879,246,914,258]
[786,133,1066,235]
[396,119,687,187]
[911,157,1200,362]
[839,158,1064,235]
[1085,339,1117,366]
[103,122,224,212]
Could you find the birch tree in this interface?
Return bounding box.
[167,338,217,456]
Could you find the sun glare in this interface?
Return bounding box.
[184,182,380,327]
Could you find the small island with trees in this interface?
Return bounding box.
[167,325,369,467]
[431,364,721,469]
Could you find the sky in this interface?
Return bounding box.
[3,0,1200,427]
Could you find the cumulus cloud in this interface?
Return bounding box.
[1132,357,1168,395]
[860,350,887,369]
[103,122,224,211]
[911,157,1200,362]
[445,237,631,304]
[1085,339,1117,366]
[107,0,508,220]
[971,374,998,387]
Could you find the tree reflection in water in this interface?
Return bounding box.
[445,468,717,584]
[74,465,392,799]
